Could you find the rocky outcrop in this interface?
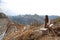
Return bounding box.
[0,12,9,40]
[0,13,7,18]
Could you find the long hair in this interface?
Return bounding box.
[45,15,49,28]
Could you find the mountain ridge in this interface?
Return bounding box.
[8,14,59,25]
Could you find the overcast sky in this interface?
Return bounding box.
[0,0,60,16]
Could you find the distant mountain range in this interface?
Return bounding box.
[8,14,59,25]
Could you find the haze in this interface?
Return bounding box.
[0,0,60,16]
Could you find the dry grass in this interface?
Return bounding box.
[3,21,60,40]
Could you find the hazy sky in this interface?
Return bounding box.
[0,0,60,16]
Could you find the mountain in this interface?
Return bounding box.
[0,12,9,40]
[0,12,25,40]
[48,15,59,19]
[0,13,60,40]
[51,17,60,24]
[8,14,44,25]
[8,14,59,25]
